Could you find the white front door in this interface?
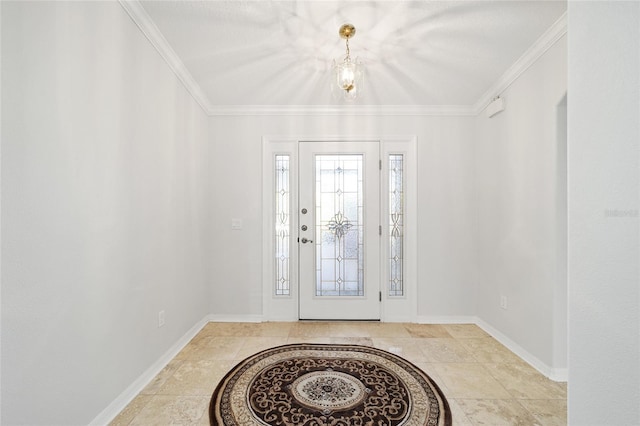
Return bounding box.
[298,141,380,320]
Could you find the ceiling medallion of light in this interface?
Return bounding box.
[332,23,363,101]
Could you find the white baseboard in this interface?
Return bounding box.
[90,313,567,425]
[206,314,264,323]
[89,316,210,426]
[475,319,568,382]
[264,315,298,322]
[415,315,479,324]
[382,315,413,323]
[415,315,567,382]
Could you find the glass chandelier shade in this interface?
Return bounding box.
[332,24,363,101]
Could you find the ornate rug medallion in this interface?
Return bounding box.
[289,369,369,413]
[209,344,451,426]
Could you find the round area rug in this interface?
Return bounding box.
[209,343,451,426]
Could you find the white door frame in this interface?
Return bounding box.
[262,135,417,322]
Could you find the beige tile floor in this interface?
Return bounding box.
[110,322,567,426]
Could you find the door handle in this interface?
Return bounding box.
[300,238,313,244]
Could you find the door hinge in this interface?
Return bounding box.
[379,159,382,170]
[379,291,382,302]
[379,225,382,236]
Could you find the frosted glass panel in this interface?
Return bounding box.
[389,155,404,296]
[315,155,364,296]
[275,155,290,296]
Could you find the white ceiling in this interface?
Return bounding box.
[134,0,567,113]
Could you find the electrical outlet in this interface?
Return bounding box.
[500,295,508,310]
[158,310,165,327]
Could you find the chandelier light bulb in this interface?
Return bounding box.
[339,62,356,92]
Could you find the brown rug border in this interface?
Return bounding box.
[209,342,452,426]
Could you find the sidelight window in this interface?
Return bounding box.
[274,155,290,296]
[389,155,404,296]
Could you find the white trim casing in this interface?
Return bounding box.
[262,136,418,323]
[92,310,565,425]
[416,315,568,382]
[476,319,568,382]
[416,316,479,325]
[118,0,213,113]
[380,138,418,323]
[474,11,567,113]
[262,139,300,321]
[209,105,476,117]
[207,314,263,323]
[119,2,566,117]
[89,316,211,426]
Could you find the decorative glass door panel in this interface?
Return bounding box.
[299,142,380,320]
[316,155,363,296]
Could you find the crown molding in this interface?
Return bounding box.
[118,0,474,117]
[121,0,566,118]
[473,11,567,115]
[207,104,476,117]
[118,0,213,113]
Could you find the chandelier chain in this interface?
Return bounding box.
[345,38,351,61]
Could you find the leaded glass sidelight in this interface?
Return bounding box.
[274,155,290,296]
[315,155,364,296]
[389,155,404,296]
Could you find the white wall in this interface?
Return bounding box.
[568,2,640,424]
[7,2,638,424]
[1,2,211,424]
[474,35,567,372]
[208,115,477,319]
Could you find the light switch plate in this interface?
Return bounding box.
[231,218,243,230]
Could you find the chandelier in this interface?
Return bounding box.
[332,24,363,101]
